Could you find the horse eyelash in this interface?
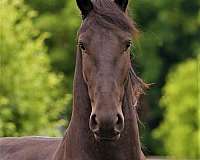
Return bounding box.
[78,42,86,51]
[123,41,132,52]
[127,41,133,48]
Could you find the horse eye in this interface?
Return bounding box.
[124,41,132,51]
[79,42,86,51]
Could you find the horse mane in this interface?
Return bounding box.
[129,66,149,101]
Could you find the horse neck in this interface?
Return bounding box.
[53,51,143,160]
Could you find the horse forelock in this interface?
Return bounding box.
[79,0,138,36]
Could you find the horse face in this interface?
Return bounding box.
[78,28,132,141]
[77,0,132,141]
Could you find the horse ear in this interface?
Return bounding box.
[114,0,128,12]
[76,0,93,19]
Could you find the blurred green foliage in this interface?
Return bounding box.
[154,58,199,158]
[130,0,199,155]
[0,0,199,157]
[26,0,81,118]
[0,0,70,136]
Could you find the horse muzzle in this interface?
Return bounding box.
[89,111,124,142]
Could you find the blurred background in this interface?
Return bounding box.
[0,0,199,159]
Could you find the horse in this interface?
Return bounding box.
[0,0,148,160]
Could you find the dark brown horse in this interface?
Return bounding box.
[0,0,148,160]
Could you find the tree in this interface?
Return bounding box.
[25,0,81,119]
[130,0,199,154]
[0,0,70,137]
[153,58,199,158]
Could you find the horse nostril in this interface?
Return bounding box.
[115,114,124,132]
[89,114,98,131]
